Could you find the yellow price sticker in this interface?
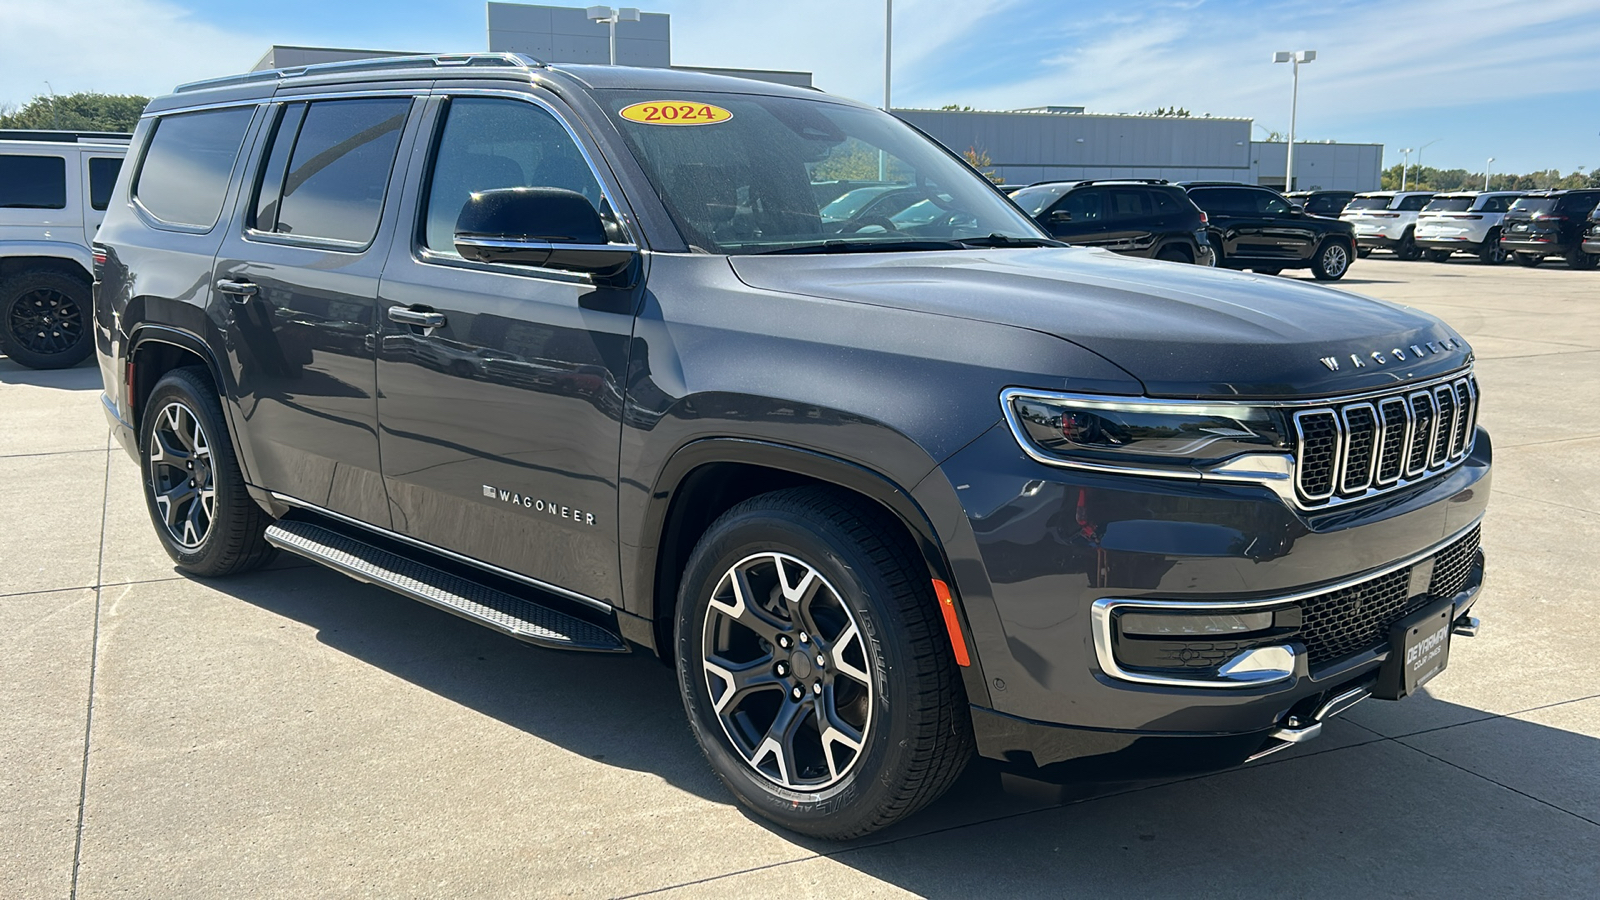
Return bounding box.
[619,100,733,126]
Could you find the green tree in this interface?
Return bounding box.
[1144,106,1192,117]
[0,92,148,133]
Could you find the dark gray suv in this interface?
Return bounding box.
[94,55,1490,839]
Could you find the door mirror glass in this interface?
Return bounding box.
[1288,203,1304,215]
[454,187,638,284]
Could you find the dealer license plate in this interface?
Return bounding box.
[1374,600,1453,701]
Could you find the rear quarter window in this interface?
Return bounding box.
[0,154,68,209]
[1397,195,1431,212]
[135,107,256,228]
[88,157,123,211]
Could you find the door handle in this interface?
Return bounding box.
[388,306,446,329]
[215,279,258,300]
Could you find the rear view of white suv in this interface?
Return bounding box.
[1,130,130,369]
[1415,192,1524,264]
[1341,190,1434,260]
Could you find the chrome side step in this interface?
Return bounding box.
[265,518,628,653]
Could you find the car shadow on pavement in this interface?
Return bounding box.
[0,355,102,389]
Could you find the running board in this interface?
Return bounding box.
[265,519,627,653]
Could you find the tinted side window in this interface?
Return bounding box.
[1398,195,1430,212]
[263,98,411,245]
[1149,189,1182,214]
[423,97,604,254]
[1052,188,1103,223]
[1107,189,1151,220]
[1558,192,1600,213]
[88,157,123,211]
[1188,188,1251,215]
[135,107,255,228]
[0,154,67,209]
[1257,192,1292,215]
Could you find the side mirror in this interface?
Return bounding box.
[1288,203,1305,215]
[1046,209,1073,223]
[454,187,638,286]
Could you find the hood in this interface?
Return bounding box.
[731,247,1471,399]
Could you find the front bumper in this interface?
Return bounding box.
[927,421,1492,770]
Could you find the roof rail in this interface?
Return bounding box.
[1026,178,1171,188]
[0,129,132,144]
[174,52,546,94]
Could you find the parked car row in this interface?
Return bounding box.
[1340,187,1600,269]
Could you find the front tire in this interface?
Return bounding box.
[0,269,93,369]
[676,488,971,839]
[1311,240,1352,280]
[139,368,275,577]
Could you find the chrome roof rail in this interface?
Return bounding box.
[174,53,546,94]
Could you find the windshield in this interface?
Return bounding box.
[1508,197,1558,215]
[1009,184,1072,216]
[1424,197,1475,212]
[1345,196,1393,211]
[600,90,1044,253]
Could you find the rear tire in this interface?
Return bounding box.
[1565,248,1599,270]
[676,487,972,839]
[1478,233,1506,265]
[1311,241,1351,281]
[1395,229,1421,260]
[139,368,276,577]
[1155,244,1192,264]
[0,269,93,370]
[1514,253,1543,267]
[1423,249,1452,262]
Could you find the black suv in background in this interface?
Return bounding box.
[1285,189,1355,217]
[1500,189,1600,269]
[94,55,1490,840]
[1009,179,1215,265]
[1182,182,1357,280]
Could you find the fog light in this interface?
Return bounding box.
[1119,611,1274,636]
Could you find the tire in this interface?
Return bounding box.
[1356,247,1373,259]
[1514,252,1543,268]
[1311,240,1352,281]
[1251,266,1283,276]
[1565,248,1599,270]
[0,269,93,370]
[139,368,275,577]
[1478,233,1506,265]
[1154,244,1192,264]
[1395,229,1421,261]
[1423,249,1452,262]
[676,487,972,839]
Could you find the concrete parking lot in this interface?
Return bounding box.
[4,255,1598,898]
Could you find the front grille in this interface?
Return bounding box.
[1293,373,1477,508]
[1299,526,1482,667]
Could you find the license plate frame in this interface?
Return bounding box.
[1373,599,1453,701]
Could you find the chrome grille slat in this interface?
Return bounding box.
[1293,373,1477,508]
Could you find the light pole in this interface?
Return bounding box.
[1272,50,1315,191]
[880,0,892,180]
[1414,138,1441,188]
[1484,157,1494,191]
[1400,147,1414,190]
[586,6,640,66]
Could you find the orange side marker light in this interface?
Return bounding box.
[931,579,971,667]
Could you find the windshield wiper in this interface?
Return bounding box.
[755,239,968,255]
[957,233,1066,248]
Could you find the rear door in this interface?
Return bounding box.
[1102,187,1160,254]
[212,92,422,526]
[1252,189,1319,259]
[372,90,637,606]
[1188,187,1263,259]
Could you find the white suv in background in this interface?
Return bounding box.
[1414,192,1525,264]
[1,130,130,369]
[1341,190,1434,260]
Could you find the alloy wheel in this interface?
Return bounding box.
[148,401,217,550]
[701,551,874,790]
[7,287,83,357]
[1322,244,1349,277]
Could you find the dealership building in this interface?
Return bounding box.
[253,2,1382,192]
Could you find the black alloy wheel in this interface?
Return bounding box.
[1478,233,1506,264]
[139,368,276,576]
[677,488,971,839]
[1311,241,1351,281]
[0,270,93,369]
[1395,229,1422,261]
[1565,248,1599,270]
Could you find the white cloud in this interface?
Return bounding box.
[0,0,259,107]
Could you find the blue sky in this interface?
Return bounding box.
[2,0,1596,175]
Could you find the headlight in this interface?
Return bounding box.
[1004,390,1290,470]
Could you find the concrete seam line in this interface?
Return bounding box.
[1380,693,1600,743]
[1392,739,1600,830]
[0,447,113,460]
[70,447,112,900]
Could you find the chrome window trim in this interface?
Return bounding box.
[269,492,614,614]
[1091,516,1485,688]
[1000,368,1478,513]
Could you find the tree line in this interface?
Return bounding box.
[1379,163,1599,192]
[0,92,149,133]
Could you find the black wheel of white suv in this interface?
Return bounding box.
[0,269,93,370]
[1311,240,1351,280]
[676,488,972,839]
[139,368,275,577]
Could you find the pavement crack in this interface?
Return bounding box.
[1391,740,1600,830]
[69,447,113,900]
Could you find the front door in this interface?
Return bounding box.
[214,94,420,525]
[374,93,637,605]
